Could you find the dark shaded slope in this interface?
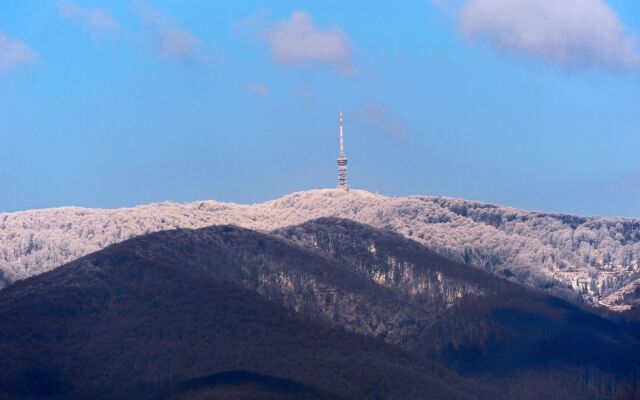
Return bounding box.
[156,371,338,400]
[276,218,640,399]
[2,218,639,399]
[0,226,491,400]
[420,292,640,399]
[96,224,441,345]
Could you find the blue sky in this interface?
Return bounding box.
[1,0,640,216]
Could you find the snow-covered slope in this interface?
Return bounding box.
[1,189,640,310]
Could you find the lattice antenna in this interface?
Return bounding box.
[337,111,348,190]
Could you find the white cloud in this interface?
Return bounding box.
[247,83,269,99]
[353,102,406,138]
[58,2,119,34]
[137,1,200,62]
[0,32,36,70]
[459,0,640,72]
[265,11,353,74]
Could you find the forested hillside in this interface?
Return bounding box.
[2,189,640,310]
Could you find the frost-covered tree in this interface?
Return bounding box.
[1,189,640,309]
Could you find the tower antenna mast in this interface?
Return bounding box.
[337,111,349,190]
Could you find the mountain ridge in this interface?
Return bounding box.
[2,189,640,312]
[2,217,638,399]
[0,219,510,400]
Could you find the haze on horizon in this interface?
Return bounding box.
[1,0,640,217]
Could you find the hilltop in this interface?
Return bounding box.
[1,189,639,311]
[1,219,637,399]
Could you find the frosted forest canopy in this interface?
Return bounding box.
[1,189,639,311]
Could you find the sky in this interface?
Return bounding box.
[1,0,640,217]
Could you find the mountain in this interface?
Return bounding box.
[155,371,340,400]
[274,218,640,398]
[0,228,490,400]
[1,218,638,399]
[1,189,640,312]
